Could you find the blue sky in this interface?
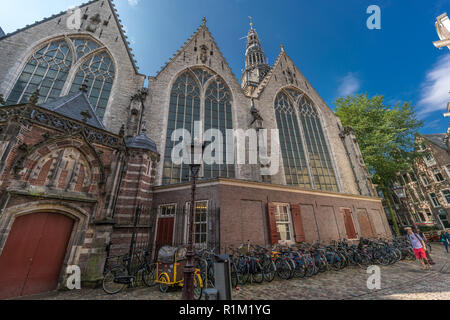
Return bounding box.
[1,0,449,134]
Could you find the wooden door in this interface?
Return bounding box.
[341,208,357,240]
[155,217,175,256]
[0,213,74,299]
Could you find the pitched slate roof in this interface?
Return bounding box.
[38,91,106,131]
[0,0,142,75]
[423,133,448,151]
[0,27,5,38]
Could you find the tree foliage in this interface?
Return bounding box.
[334,94,423,186]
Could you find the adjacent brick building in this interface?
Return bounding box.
[396,134,450,230]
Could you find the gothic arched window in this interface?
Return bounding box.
[204,76,234,179]
[274,88,338,191]
[274,91,310,188]
[162,71,201,185]
[162,67,235,185]
[6,36,114,120]
[69,51,115,120]
[6,40,72,104]
[298,96,338,191]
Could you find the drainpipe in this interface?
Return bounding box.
[111,151,128,219]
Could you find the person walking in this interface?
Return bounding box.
[405,227,432,270]
[441,230,450,253]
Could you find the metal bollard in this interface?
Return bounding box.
[214,254,232,300]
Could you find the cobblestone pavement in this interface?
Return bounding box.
[19,243,450,300]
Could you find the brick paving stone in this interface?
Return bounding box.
[17,244,450,301]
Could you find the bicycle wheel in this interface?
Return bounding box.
[294,258,306,278]
[239,263,250,285]
[263,261,276,282]
[276,259,291,280]
[194,274,203,300]
[102,266,128,295]
[142,263,157,287]
[252,262,264,284]
[158,273,170,293]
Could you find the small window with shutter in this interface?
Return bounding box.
[267,203,295,244]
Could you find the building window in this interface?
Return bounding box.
[7,37,114,120]
[69,51,115,120]
[6,40,73,105]
[159,204,176,216]
[433,169,445,182]
[162,71,201,185]
[184,201,208,246]
[194,201,208,246]
[444,165,450,178]
[298,95,338,192]
[162,68,234,185]
[429,193,441,208]
[441,190,450,204]
[274,91,310,188]
[275,204,294,243]
[417,142,427,152]
[409,172,417,182]
[204,76,234,179]
[402,174,410,184]
[420,174,430,186]
[424,154,436,167]
[274,88,338,192]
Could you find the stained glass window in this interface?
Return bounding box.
[7,37,114,121]
[162,67,234,185]
[204,76,234,179]
[274,91,310,188]
[162,71,201,185]
[298,96,338,192]
[71,38,99,60]
[274,88,338,191]
[6,40,72,104]
[69,51,115,120]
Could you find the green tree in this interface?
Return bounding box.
[334,94,423,235]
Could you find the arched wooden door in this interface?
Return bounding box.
[0,212,74,299]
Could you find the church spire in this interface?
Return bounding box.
[241,18,271,94]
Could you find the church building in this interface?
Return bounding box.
[0,0,391,298]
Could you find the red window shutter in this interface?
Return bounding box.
[267,203,279,245]
[291,204,305,242]
[342,208,357,239]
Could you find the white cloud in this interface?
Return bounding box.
[337,72,361,97]
[417,53,450,117]
[128,0,139,7]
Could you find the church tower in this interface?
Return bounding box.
[241,19,271,95]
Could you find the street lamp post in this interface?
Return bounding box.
[181,140,204,300]
[392,186,418,234]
